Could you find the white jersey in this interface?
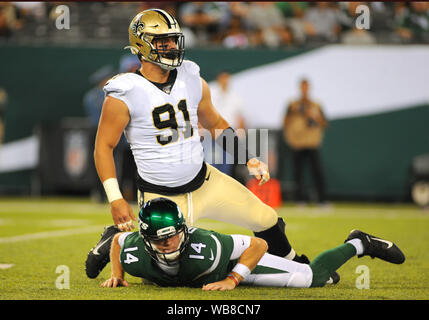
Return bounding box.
[104,60,204,187]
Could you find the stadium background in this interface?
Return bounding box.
[1,2,428,204]
[0,1,429,303]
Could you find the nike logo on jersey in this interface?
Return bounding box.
[92,238,111,255]
[209,249,214,261]
[162,84,172,94]
[370,237,393,248]
[205,173,211,181]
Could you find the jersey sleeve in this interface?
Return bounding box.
[179,60,203,105]
[181,59,200,76]
[118,232,133,248]
[103,74,134,109]
[229,234,251,260]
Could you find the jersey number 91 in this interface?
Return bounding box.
[152,99,194,146]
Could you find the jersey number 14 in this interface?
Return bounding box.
[123,247,139,264]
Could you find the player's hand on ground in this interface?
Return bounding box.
[202,277,237,291]
[246,158,270,186]
[100,277,129,288]
[110,199,136,231]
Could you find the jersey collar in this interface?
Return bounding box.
[135,68,177,94]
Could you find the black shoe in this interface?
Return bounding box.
[85,225,121,279]
[293,254,310,264]
[326,271,341,285]
[345,229,405,264]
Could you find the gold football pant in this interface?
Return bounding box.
[137,164,279,232]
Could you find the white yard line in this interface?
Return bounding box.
[0,201,139,215]
[0,225,106,244]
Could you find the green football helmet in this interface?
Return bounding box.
[138,197,189,265]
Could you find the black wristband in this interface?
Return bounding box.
[214,127,255,164]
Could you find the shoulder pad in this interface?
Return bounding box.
[103,73,134,95]
[180,60,200,76]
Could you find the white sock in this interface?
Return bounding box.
[284,248,296,260]
[347,239,364,256]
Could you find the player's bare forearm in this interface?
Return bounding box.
[101,233,129,288]
[110,233,125,278]
[94,146,136,229]
[94,141,117,182]
[96,144,136,229]
[234,237,268,279]
[93,96,136,230]
[202,237,268,291]
[207,117,230,140]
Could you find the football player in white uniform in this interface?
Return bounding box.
[87,8,314,279]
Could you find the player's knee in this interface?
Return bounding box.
[254,206,279,232]
[287,272,313,288]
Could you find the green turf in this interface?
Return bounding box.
[0,198,428,300]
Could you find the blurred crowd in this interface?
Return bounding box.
[1,2,429,47]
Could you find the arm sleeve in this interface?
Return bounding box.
[229,234,251,260]
[118,232,133,248]
[180,60,202,105]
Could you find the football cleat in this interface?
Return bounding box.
[326,271,341,285]
[293,253,310,264]
[345,229,405,264]
[85,225,121,279]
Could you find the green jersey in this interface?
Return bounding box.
[119,227,236,287]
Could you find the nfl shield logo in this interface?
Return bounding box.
[64,130,88,178]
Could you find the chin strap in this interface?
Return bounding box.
[154,231,186,264]
[123,45,139,55]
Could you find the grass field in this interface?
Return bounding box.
[0,197,428,301]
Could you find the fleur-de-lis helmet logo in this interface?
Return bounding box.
[132,21,145,39]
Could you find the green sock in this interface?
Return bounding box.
[309,243,357,288]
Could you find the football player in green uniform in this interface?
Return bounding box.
[98,197,405,290]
